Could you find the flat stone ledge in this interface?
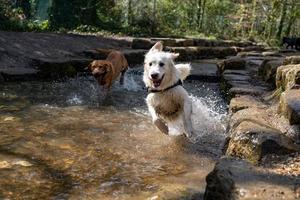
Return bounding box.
[229,95,266,114]
[283,55,300,65]
[204,157,297,200]
[189,62,220,82]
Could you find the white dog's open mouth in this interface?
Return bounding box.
[151,75,164,88]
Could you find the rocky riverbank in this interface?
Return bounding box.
[205,49,300,199]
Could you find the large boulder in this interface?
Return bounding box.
[278,89,300,125]
[276,64,300,91]
[224,107,300,163]
[204,157,296,200]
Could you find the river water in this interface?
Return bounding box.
[0,68,227,200]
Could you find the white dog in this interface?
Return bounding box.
[143,42,194,137]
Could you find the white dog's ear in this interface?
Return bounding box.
[149,42,163,53]
[171,53,179,59]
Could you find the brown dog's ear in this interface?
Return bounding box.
[149,42,163,53]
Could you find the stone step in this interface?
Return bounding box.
[166,46,240,60]
[131,38,255,49]
[188,61,220,82]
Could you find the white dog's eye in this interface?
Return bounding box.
[149,62,152,66]
[159,62,164,67]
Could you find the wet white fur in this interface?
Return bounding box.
[143,42,194,136]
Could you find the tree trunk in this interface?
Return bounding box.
[200,0,206,30]
[196,0,202,30]
[250,0,257,36]
[276,0,288,39]
[127,0,133,25]
[284,0,297,36]
[151,0,157,34]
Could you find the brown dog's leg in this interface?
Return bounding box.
[154,119,169,135]
[119,69,127,85]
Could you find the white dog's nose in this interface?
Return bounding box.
[151,73,159,79]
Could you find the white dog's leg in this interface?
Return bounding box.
[183,100,194,138]
[149,106,169,135]
[168,118,185,136]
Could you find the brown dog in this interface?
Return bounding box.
[87,51,128,90]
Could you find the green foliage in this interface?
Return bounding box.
[0,0,299,43]
[27,20,49,31]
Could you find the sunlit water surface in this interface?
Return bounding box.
[0,68,227,200]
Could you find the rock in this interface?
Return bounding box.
[237,52,263,57]
[175,39,194,47]
[0,73,4,82]
[241,46,265,52]
[229,95,266,113]
[0,31,130,81]
[228,86,267,98]
[204,158,236,200]
[223,70,250,76]
[223,74,251,82]
[194,39,212,47]
[219,57,246,71]
[189,61,220,81]
[31,58,91,79]
[81,49,108,59]
[279,49,298,53]
[131,38,155,49]
[123,49,147,66]
[278,89,300,125]
[283,55,300,65]
[262,51,283,57]
[276,64,300,91]
[225,120,300,164]
[0,67,39,81]
[151,38,177,47]
[166,46,199,61]
[204,157,296,200]
[259,59,284,84]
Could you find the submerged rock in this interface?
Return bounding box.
[204,157,297,200]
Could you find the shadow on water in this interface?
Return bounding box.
[0,67,229,199]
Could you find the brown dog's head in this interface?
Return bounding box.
[86,60,112,86]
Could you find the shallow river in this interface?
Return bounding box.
[0,68,227,200]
